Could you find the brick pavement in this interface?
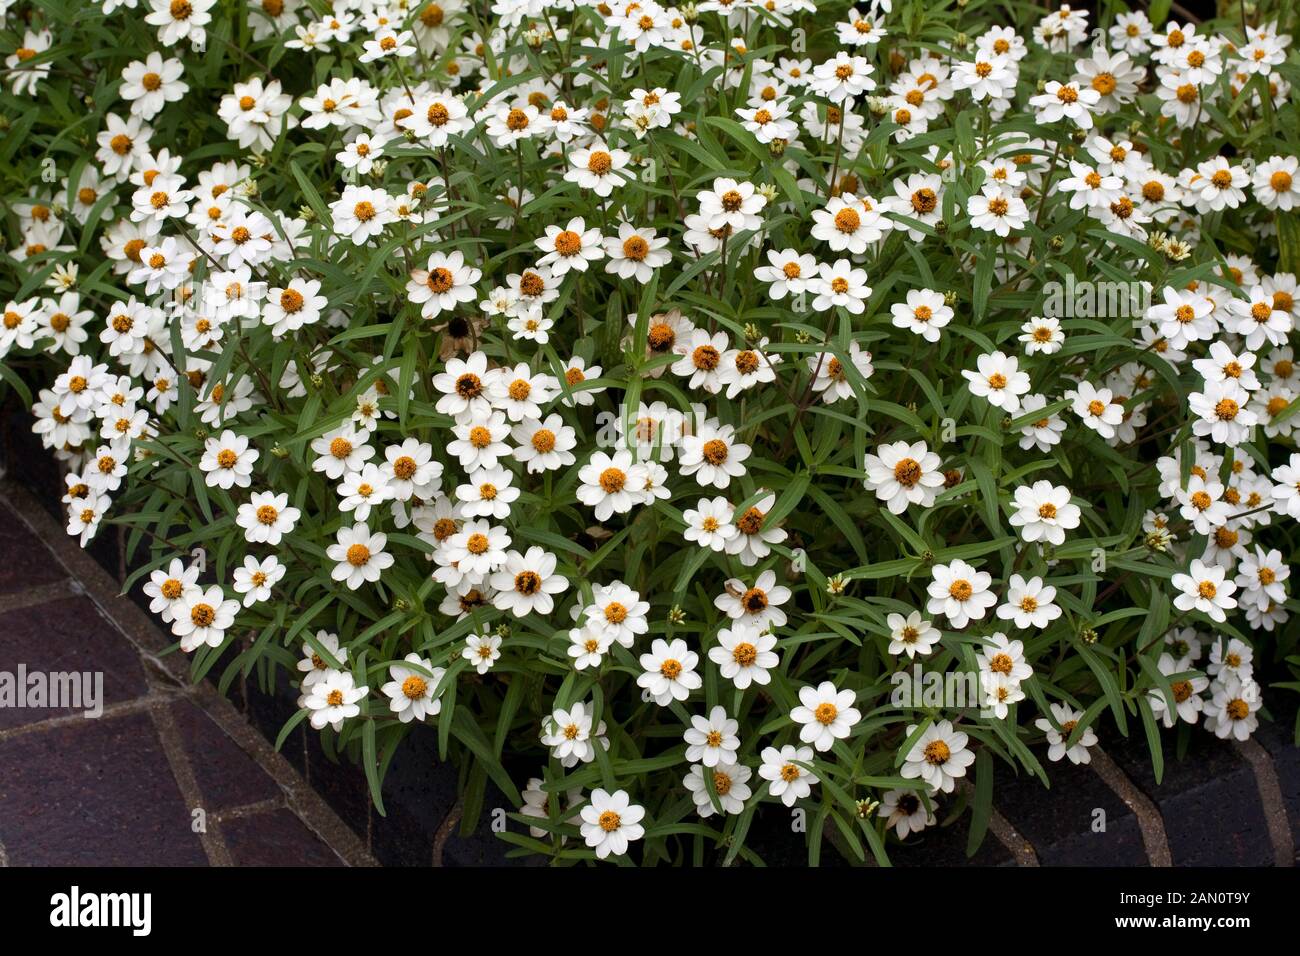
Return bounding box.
[0,482,374,867]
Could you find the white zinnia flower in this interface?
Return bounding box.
[579,789,645,859]
[790,681,861,752]
[1034,703,1098,764]
[926,559,996,628]
[381,653,445,723]
[326,522,394,590]
[899,719,975,793]
[683,705,740,767]
[304,670,367,731]
[863,440,945,513]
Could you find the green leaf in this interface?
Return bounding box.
[966,747,993,858]
[362,718,387,816]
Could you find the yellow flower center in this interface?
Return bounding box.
[554,230,582,255]
[622,235,649,260]
[701,438,728,465]
[1215,398,1239,420]
[924,740,950,765]
[1091,73,1116,95]
[599,467,626,493]
[893,457,923,487]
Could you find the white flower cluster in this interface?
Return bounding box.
[4,0,1300,863]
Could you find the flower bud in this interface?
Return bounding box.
[1145,529,1172,552]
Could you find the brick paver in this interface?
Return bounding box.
[0,486,374,868]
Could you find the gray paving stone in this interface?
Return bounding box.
[0,710,208,866]
[0,499,66,595]
[221,808,343,866]
[0,596,149,730]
